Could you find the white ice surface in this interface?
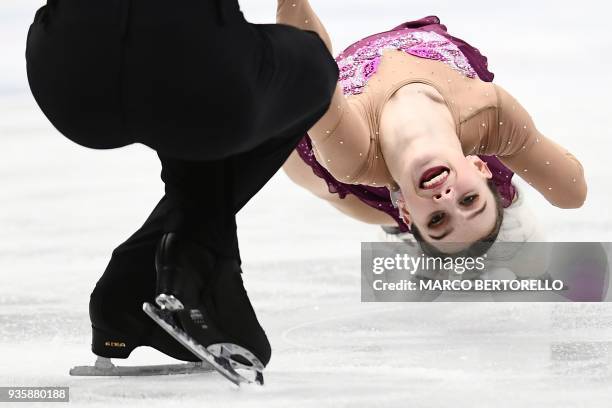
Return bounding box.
[2,1,612,407]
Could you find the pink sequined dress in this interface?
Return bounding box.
[295,16,514,232]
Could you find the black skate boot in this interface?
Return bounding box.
[144,232,270,385]
[72,229,215,376]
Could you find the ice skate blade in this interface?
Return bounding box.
[208,343,265,384]
[69,356,213,377]
[142,302,264,387]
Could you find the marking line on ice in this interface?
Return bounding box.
[280,305,405,350]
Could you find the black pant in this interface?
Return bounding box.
[26,0,337,260]
[26,1,336,361]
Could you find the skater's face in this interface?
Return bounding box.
[396,155,497,253]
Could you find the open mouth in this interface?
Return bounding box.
[419,166,450,190]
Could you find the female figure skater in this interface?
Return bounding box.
[277,1,587,255]
[26,0,338,383]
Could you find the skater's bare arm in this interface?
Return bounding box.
[492,84,587,209]
[277,0,332,52]
[277,0,371,182]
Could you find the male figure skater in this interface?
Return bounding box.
[26,0,337,384]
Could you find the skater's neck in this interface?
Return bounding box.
[379,85,461,185]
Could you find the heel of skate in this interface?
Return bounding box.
[72,325,214,377]
[91,325,140,359]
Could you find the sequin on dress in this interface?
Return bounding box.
[337,30,477,97]
[289,15,585,232]
[296,17,514,232]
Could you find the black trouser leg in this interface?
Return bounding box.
[159,157,239,259]
[152,19,338,258]
[27,0,337,364]
[27,0,337,260]
[91,124,320,364]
